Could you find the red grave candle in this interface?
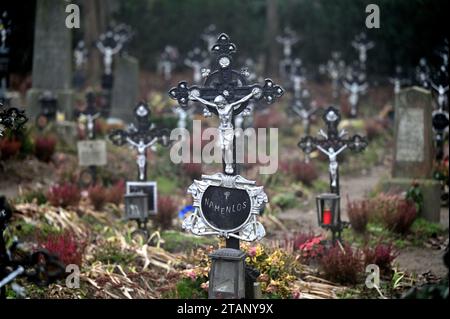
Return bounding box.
[322,209,332,225]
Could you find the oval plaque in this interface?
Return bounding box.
[201,186,251,231]
[183,173,268,241]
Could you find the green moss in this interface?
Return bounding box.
[16,189,48,205]
[94,243,136,265]
[311,179,329,193]
[13,221,61,241]
[272,192,298,210]
[162,231,217,253]
[176,277,208,299]
[411,218,445,238]
[156,176,178,195]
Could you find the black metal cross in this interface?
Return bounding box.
[159,45,178,82]
[77,92,102,188]
[184,47,208,84]
[109,102,170,181]
[351,32,374,69]
[324,51,346,102]
[0,102,27,136]
[169,33,283,177]
[96,29,123,89]
[169,33,283,251]
[80,92,100,140]
[290,88,317,136]
[298,106,368,195]
[343,66,368,118]
[298,106,367,242]
[201,24,218,51]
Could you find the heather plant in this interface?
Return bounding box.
[346,196,371,233]
[38,231,86,267]
[363,243,398,276]
[34,136,56,162]
[0,137,21,160]
[289,161,319,186]
[181,162,202,180]
[370,193,401,222]
[88,184,108,211]
[47,183,81,208]
[382,199,417,234]
[106,179,125,205]
[153,195,178,230]
[319,243,364,285]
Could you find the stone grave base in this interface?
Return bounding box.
[380,178,441,223]
[26,88,74,121]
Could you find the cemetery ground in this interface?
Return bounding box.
[1,80,448,299]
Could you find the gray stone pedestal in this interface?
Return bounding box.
[380,178,441,223]
[110,55,139,123]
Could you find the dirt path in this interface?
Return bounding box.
[277,163,449,279]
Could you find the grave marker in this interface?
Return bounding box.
[77,140,107,167]
[298,106,368,242]
[169,33,283,299]
[382,86,441,222]
[393,87,434,178]
[110,55,139,122]
[27,0,74,120]
[109,102,170,240]
[76,92,103,187]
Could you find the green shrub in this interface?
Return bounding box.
[176,277,208,299]
[17,189,47,205]
[272,192,298,210]
[411,218,444,239]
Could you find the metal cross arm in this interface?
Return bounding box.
[169,33,283,116]
[298,106,368,155]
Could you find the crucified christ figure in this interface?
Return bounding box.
[189,87,261,174]
[96,39,122,75]
[127,137,158,181]
[316,144,347,190]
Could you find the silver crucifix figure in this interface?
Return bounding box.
[126,137,159,181]
[343,81,368,117]
[189,88,262,174]
[96,32,123,75]
[316,144,347,189]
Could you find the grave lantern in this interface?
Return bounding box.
[316,193,341,242]
[37,91,57,129]
[208,248,246,299]
[124,192,148,222]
